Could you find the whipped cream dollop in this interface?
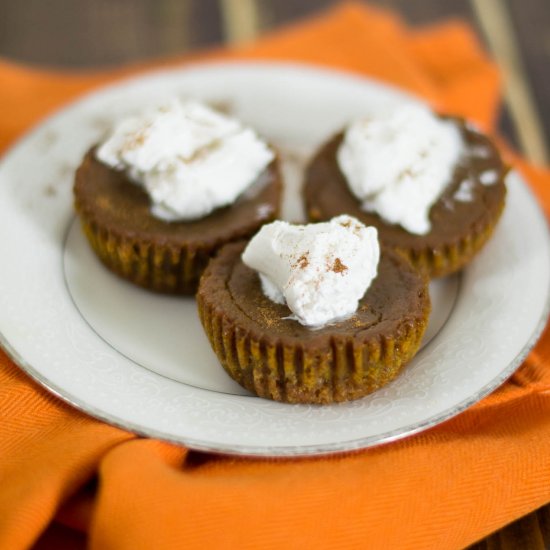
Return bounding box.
[96,100,274,221]
[242,215,380,328]
[337,105,464,235]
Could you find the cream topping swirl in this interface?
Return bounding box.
[242,215,380,328]
[337,105,464,235]
[96,100,274,221]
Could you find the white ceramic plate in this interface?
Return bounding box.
[0,62,549,457]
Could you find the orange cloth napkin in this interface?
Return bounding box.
[1,3,550,549]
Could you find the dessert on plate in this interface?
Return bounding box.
[304,104,507,277]
[74,99,282,293]
[197,215,431,404]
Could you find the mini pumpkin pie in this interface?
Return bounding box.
[74,100,282,293]
[304,105,507,278]
[197,216,430,405]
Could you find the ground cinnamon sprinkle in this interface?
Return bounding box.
[295,254,309,269]
[122,129,148,152]
[332,257,348,273]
